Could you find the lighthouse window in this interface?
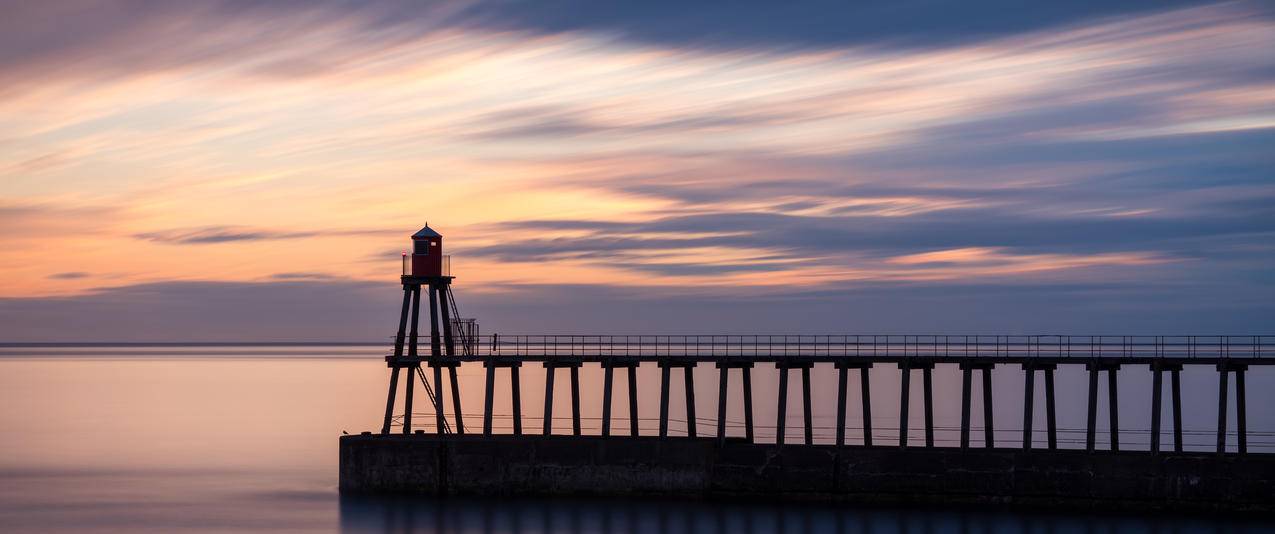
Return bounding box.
[414,240,429,254]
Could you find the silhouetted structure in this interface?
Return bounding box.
[358,226,1274,510]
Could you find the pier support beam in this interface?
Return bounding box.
[1021,363,1057,450]
[1085,363,1120,451]
[1216,362,1249,454]
[627,365,639,437]
[776,361,815,446]
[482,360,523,436]
[897,361,935,448]
[835,362,872,447]
[658,360,697,438]
[714,362,754,445]
[959,363,995,449]
[542,361,583,436]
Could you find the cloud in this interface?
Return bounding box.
[133,226,392,245]
[47,272,90,280]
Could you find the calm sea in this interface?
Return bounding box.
[0,345,1270,533]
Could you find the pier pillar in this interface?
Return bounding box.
[776,366,789,446]
[897,361,934,448]
[627,366,639,437]
[1108,366,1119,451]
[923,366,934,448]
[542,361,583,436]
[835,362,872,447]
[1150,363,1163,453]
[960,366,971,449]
[1022,365,1034,449]
[1215,362,1247,454]
[684,365,697,438]
[714,362,754,445]
[803,366,814,445]
[382,367,401,435]
[512,365,523,435]
[659,364,671,437]
[836,366,848,447]
[982,366,994,448]
[544,365,555,435]
[1171,366,1182,452]
[959,362,994,449]
[482,360,523,435]
[571,365,582,436]
[428,361,464,435]
[602,365,614,437]
[898,363,910,448]
[742,365,755,442]
[1044,367,1056,450]
[658,360,696,438]
[1085,363,1120,451]
[861,366,874,446]
[1021,363,1056,450]
[776,361,814,446]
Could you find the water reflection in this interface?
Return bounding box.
[338,495,1271,534]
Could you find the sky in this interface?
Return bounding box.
[1,0,1273,341]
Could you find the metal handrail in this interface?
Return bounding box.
[440,334,1275,360]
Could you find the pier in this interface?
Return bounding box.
[339,227,1275,511]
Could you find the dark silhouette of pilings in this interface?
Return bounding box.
[382,335,1263,456]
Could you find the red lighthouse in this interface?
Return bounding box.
[382,224,469,436]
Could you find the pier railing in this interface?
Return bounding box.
[475,334,1273,363]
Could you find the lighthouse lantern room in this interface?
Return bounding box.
[406,224,447,278]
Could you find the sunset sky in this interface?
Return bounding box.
[1,0,1272,340]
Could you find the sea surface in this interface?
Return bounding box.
[0,344,1271,533]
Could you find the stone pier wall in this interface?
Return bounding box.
[339,434,1274,512]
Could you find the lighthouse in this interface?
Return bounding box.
[381,224,470,435]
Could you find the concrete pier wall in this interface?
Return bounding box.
[339,434,1275,512]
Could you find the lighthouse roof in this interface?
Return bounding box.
[412,224,442,239]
